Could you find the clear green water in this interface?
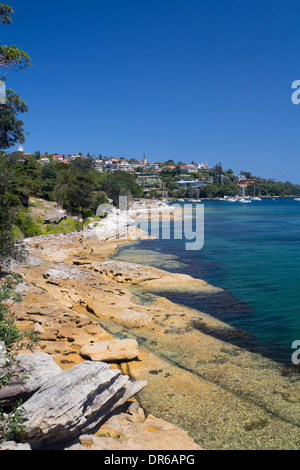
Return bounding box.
[113,197,300,365]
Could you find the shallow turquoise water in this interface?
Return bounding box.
[113,197,300,364]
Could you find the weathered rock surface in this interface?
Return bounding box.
[0,441,31,450]
[0,352,62,407]
[87,259,219,293]
[68,402,201,450]
[10,202,300,450]
[19,361,147,446]
[80,339,139,362]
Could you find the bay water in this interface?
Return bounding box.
[113,197,300,365]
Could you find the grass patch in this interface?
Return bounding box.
[43,217,83,234]
[14,212,84,239]
[14,202,108,240]
[83,216,104,226]
[14,213,44,238]
[29,198,49,210]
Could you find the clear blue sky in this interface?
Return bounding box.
[3,0,300,182]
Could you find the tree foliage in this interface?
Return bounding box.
[0,89,28,149]
[0,45,31,72]
[0,3,31,150]
[0,155,25,269]
[0,3,13,24]
[0,4,31,267]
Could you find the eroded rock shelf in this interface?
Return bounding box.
[7,208,300,450]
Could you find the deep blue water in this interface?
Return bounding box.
[113,197,300,364]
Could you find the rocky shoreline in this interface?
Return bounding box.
[2,200,300,450]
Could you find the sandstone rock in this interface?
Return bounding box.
[0,441,31,450]
[19,361,147,445]
[33,322,45,334]
[76,412,202,450]
[80,339,139,362]
[43,264,84,282]
[0,352,62,407]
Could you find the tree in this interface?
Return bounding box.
[0,4,31,267]
[13,155,42,195]
[0,4,31,74]
[0,45,31,73]
[0,89,28,149]
[54,172,98,215]
[0,4,31,150]
[240,171,252,179]
[163,159,175,167]
[71,156,93,173]
[0,155,24,269]
[0,4,14,24]
[212,162,223,185]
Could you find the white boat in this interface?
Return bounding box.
[294,198,300,201]
[252,188,261,201]
[239,198,252,203]
[239,186,251,203]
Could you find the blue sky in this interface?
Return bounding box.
[3,0,300,182]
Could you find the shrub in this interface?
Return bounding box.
[81,208,94,219]
[0,400,26,442]
[0,274,39,443]
[14,212,43,238]
[43,217,83,235]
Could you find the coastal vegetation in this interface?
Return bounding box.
[0,273,40,443]
[0,2,32,267]
[157,165,300,199]
[0,3,38,443]
[1,149,300,268]
[1,2,300,452]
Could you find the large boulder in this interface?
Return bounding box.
[19,361,146,446]
[80,339,139,362]
[0,352,62,407]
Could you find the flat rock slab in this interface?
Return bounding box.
[80,339,139,362]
